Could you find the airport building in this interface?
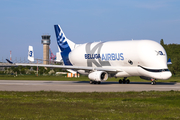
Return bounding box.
[41,35,51,64]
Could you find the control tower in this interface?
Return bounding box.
[41,35,51,64]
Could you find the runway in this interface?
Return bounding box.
[0,80,180,92]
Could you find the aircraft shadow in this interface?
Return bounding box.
[74,81,177,85]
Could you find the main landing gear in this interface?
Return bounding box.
[90,80,101,84]
[151,78,156,85]
[119,77,130,84]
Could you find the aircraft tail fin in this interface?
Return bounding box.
[6,59,13,64]
[167,58,172,65]
[54,25,75,65]
[28,46,34,62]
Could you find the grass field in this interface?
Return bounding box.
[0,74,180,83]
[0,75,180,119]
[0,91,180,120]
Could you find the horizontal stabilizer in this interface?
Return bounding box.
[167,58,172,65]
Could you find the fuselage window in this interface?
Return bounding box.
[128,60,133,65]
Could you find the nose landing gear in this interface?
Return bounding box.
[151,78,156,85]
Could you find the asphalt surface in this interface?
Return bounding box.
[0,80,179,92]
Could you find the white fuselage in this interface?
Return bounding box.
[69,40,172,80]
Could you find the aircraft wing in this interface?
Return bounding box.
[1,59,122,73]
[14,63,122,72]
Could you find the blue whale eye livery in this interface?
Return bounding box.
[155,51,165,56]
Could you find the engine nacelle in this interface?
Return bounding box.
[88,71,108,81]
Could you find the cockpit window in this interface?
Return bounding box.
[138,65,169,72]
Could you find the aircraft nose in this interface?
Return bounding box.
[162,71,172,80]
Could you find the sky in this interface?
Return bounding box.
[0,0,180,61]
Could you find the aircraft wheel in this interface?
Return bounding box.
[123,79,126,84]
[119,79,122,84]
[127,79,130,84]
[151,78,156,85]
[97,81,101,84]
[151,81,154,85]
[151,81,156,85]
[90,80,93,84]
[93,81,97,84]
[154,81,156,85]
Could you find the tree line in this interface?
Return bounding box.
[1,66,66,76]
[160,39,180,76]
[1,39,179,76]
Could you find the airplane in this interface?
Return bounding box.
[28,46,34,62]
[7,24,172,85]
[6,59,13,64]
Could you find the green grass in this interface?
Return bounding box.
[0,74,180,83]
[0,74,89,81]
[0,91,180,119]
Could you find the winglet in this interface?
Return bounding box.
[6,59,13,64]
[167,58,172,65]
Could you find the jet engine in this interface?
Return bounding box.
[88,71,108,81]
